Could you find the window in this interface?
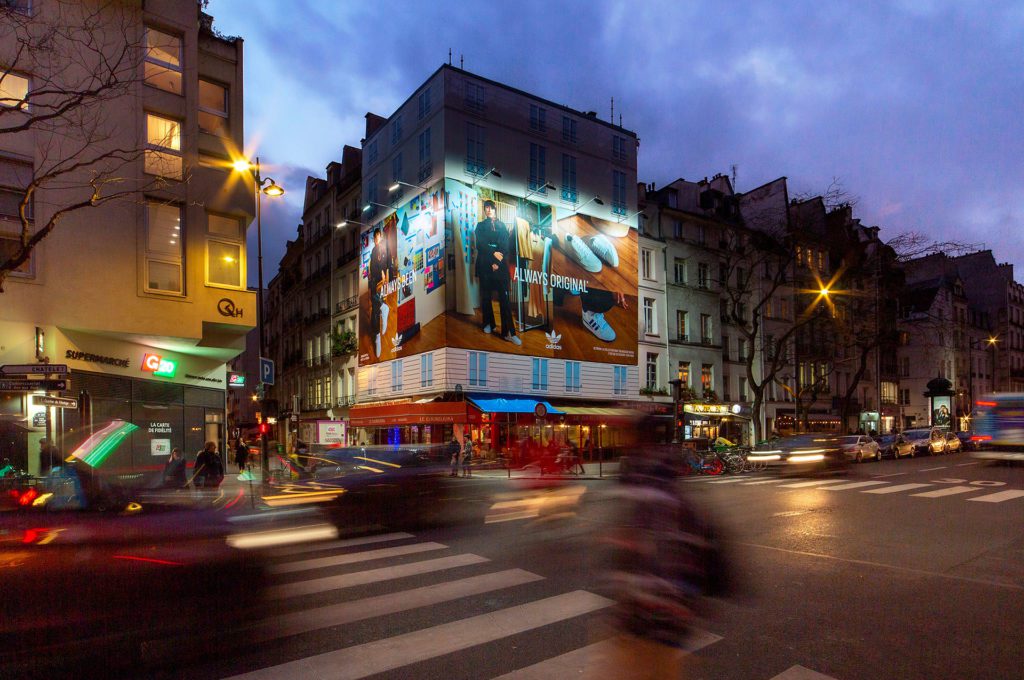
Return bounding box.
[198,79,228,135]
[723,374,731,400]
[881,381,897,404]
[676,310,688,341]
[562,116,577,143]
[419,353,433,387]
[612,135,627,161]
[697,262,709,289]
[0,71,29,110]
[528,143,547,192]
[641,248,653,280]
[390,114,403,145]
[561,154,577,203]
[391,153,403,187]
[737,338,748,361]
[391,360,403,391]
[144,27,182,94]
[365,174,378,216]
[0,235,31,277]
[145,113,182,179]
[367,366,377,395]
[418,86,431,119]
[367,139,378,165]
[145,200,183,294]
[643,297,656,335]
[418,128,432,181]
[466,122,485,175]
[613,366,628,395]
[464,81,485,113]
[739,377,748,401]
[0,157,32,222]
[900,356,910,377]
[700,314,713,344]
[677,361,690,386]
[672,220,682,239]
[532,358,548,391]
[565,361,581,393]
[645,354,658,389]
[611,170,627,215]
[722,335,730,360]
[206,213,242,288]
[701,364,713,393]
[529,104,547,132]
[696,224,706,245]
[674,258,687,284]
[469,351,487,386]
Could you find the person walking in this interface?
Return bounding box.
[193,441,224,489]
[162,448,187,489]
[461,438,474,477]
[234,438,249,473]
[448,437,461,477]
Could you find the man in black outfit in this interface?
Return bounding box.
[368,227,394,358]
[474,200,519,344]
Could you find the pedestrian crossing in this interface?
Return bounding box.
[684,474,1024,503]
[211,530,839,680]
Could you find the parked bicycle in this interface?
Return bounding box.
[681,450,725,476]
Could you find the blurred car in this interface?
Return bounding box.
[956,431,977,451]
[748,433,847,472]
[876,433,914,459]
[902,427,948,455]
[840,435,881,463]
[944,431,962,453]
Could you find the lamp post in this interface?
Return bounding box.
[234,157,284,484]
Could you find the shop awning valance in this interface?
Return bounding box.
[349,400,481,427]
[557,407,646,418]
[469,398,564,415]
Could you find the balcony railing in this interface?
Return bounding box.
[335,396,356,407]
[701,336,714,346]
[335,295,358,313]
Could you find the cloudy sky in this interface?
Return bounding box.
[209,0,1024,285]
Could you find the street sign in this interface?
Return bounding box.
[1,363,69,375]
[33,395,78,409]
[0,379,68,392]
[260,357,275,386]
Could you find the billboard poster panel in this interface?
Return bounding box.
[358,183,447,365]
[358,177,637,367]
[445,178,637,365]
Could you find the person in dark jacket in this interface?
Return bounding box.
[193,441,224,488]
[448,437,461,477]
[234,439,249,472]
[474,200,519,344]
[162,448,187,488]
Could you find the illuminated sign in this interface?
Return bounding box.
[683,403,733,416]
[141,353,177,378]
[228,372,246,387]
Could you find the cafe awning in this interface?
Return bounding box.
[349,400,481,427]
[469,398,564,415]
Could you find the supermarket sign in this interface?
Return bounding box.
[141,353,177,378]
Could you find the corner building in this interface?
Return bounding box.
[351,65,643,457]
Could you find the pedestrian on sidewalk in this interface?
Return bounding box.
[448,437,461,477]
[193,441,224,489]
[234,438,249,473]
[461,438,474,477]
[162,448,187,489]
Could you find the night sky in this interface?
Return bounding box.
[208,0,1024,286]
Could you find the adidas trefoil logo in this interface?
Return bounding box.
[544,329,562,350]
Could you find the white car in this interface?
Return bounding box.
[902,427,947,455]
[840,435,881,462]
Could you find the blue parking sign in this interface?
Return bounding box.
[260,357,275,386]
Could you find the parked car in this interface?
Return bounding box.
[748,434,847,472]
[902,427,947,455]
[840,435,881,462]
[944,431,962,453]
[955,431,977,451]
[876,433,914,459]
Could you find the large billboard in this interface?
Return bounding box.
[358,178,638,366]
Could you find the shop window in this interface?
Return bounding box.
[532,358,548,391]
[145,113,182,179]
[0,71,29,110]
[145,200,183,294]
[144,27,182,95]
[198,79,228,136]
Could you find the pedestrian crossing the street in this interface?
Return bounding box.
[211,531,840,680]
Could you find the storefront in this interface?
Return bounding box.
[682,402,751,443]
[774,411,843,435]
[349,400,482,449]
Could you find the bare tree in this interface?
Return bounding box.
[0,1,170,292]
[887,231,983,262]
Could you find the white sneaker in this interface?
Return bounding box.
[582,310,615,342]
[504,334,522,346]
[587,234,619,267]
[380,301,390,330]
[483,324,493,334]
[563,234,602,273]
[374,333,381,357]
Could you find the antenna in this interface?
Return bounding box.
[460,54,464,69]
[619,114,622,127]
[448,48,452,65]
[731,164,738,189]
[610,96,614,123]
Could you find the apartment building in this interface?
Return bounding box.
[0,1,253,474]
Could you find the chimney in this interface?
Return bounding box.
[364,112,387,141]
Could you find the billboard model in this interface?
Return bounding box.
[358,178,637,366]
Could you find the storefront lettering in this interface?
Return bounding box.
[148,421,173,434]
[513,267,589,294]
[141,353,177,378]
[185,373,224,384]
[683,403,731,415]
[217,298,243,318]
[65,349,130,368]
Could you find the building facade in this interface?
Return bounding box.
[0,1,253,475]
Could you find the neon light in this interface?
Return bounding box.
[141,353,177,378]
[70,420,139,468]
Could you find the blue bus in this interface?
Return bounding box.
[971,394,1024,460]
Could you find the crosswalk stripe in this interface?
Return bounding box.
[268,532,414,557]
[862,483,933,494]
[252,569,542,643]
[911,485,978,498]
[707,477,749,484]
[492,629,723,679]
[269,541,447,575]
[820,481,889,491]
[268,553,489,599]
[779,479,850,488]
[769,664,840,679]
[226,590,613,680]
[741,478,788,485]
[966,489,1024,503]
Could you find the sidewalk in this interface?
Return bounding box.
[471,460,620,480]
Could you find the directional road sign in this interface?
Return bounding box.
[0,379,68,392]
[33,395,78,409]
[260,357,275,386]
[1,364,69,375]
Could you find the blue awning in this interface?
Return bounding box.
[468,398,564,415]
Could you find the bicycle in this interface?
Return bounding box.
[681,450,725,476]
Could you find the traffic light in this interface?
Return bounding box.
[258,422,270,436]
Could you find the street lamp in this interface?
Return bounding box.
[570,195,604,216]
[469,167,501,188]
[525,181,556,201]
[233,157,284,484]
[336,219,372,229]
[388,180,429,194]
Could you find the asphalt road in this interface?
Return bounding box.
[153,452,1024,680]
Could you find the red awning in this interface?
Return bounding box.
[349,401,481,427]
